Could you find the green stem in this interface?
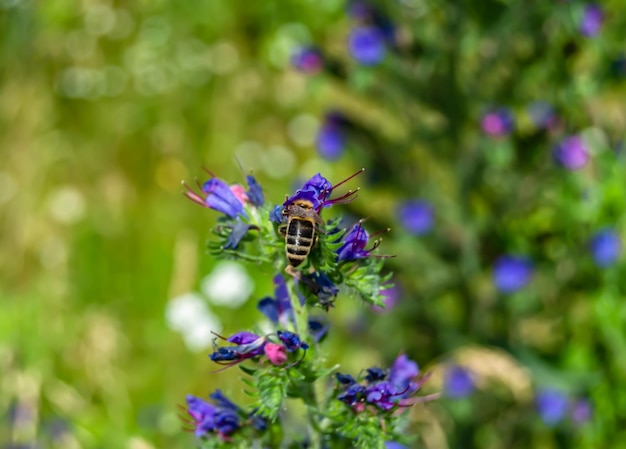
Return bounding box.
[287,274,310,340]
[286,275,323,449]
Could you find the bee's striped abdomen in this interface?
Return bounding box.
[286,218,315,267]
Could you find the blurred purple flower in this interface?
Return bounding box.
[571,398,592,424]
[553,135,590,170]
[536,389,569,426]
[444,365,475,399]
[348,26,386,66]
[397,200,433,235]
[291,46,324,74]
[579,4,603,37]
[347,1,396,45]
[372,283,401,313]
[493,255,533,293]
[385,443,407,449]
[301,271,339,310]
[590,228,621,267]
[186,393,240,438]
[388,354,419,394]
[257,274,293,327]
[316,112,348,160]
[481,108,514,137]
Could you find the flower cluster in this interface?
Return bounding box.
[335,355,435,412]
[184,390,267,440]
[181,169,427,448]
[535,389,592,426]
[208,329,308,369]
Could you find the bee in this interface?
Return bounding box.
[279,168,364,272]
[279,199,324,268]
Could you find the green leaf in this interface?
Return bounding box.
[254,369,288,421]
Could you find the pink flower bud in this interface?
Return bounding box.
[264,343,288,366]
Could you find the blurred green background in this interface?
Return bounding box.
[1,0,625,448]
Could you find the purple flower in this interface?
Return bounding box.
[245,175,264,207]
[300,271,339,310]
[291,46,324,74]
[365,367,388,383]
[337,383,366,406]
[553,135,590,170]
[224,221,252,250]
[571,398,592,424]
[579,4,603,37]
[389,354,419,395]
[183,171,264,219]
[209,389,240,411]
[481,108,515,137]
[365,381,401,410]
[284,170,363,213]
[385,443,408,449]
[208,332,267,367]
[269,204,284,224]
[335,221,384,261]
[183,176,247,218]
[397,200,433,235]
[316,113,348,161]
[185,394,241,438]
[372,283,401,313]
[277,330,309,352]
[348,26,386,66]
[347,1,396,45]
[307,317,329,343]
[493,255,533,293]
[444,365,475,399]
[590,228,621,267]
[336,372,357,386]
[336,354,430,412]
[257,274,294,327]
[536,389,569,426]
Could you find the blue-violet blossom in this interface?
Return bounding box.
[590,228,621,267]
[284,170,363,213]
[291,46,324,74]
[553,135,590,170]
[335,221,386,261]
[536,389,569,426]
[481,108,515,137]
[397,200,433,236]
[348,26,386,66]
[185,393,240,439]
[493,255,533,293]
[444,365,475,399]
[579,4,603,38]
[316,112,348,161]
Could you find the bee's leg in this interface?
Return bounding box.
[285,265,301,281]
[278,224,287,237]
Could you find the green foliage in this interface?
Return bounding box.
[254,369,289,421]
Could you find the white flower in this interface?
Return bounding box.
[201,261,254,308]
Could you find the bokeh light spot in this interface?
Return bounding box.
[262,146,296,179]
[47,186,86,225]
[201,261,254,308]
[288,114,318,147]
